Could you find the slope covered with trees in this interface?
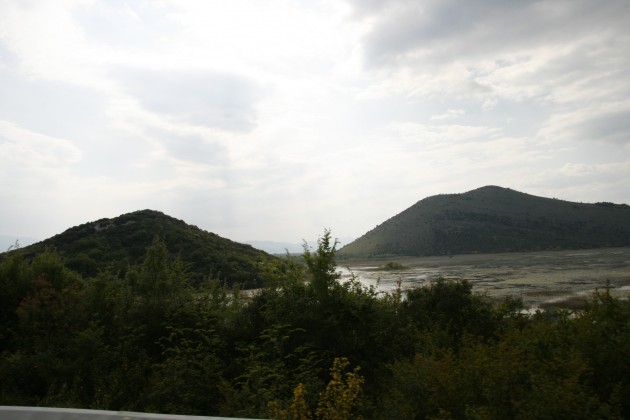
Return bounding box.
[5,210,275,288]
[1,232,630,418]
[339,186,630,258]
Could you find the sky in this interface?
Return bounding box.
[1,0,629,247]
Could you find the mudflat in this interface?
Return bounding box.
[339,247,630,308]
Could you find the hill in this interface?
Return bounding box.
[5,209,276,288]
[338,186,630,258]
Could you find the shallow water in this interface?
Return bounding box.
[338,247,630,308]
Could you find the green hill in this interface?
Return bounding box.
[339,186,630,258]
[6,209,275,288]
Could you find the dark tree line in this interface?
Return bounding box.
[1,232,629,418]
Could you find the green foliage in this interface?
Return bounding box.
[268,382,312,420]
[1,229,630,418]
[0,251,31,350]
[220,323,322,417]
[404,278,498,346]
[143,326,225,414]
[268,357,365,420]
[315,357,364,420]
[5,209,276,288]
[303,229,340,301]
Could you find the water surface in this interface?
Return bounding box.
[338,247,630,307]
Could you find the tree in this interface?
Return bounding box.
[303,230,340,302]
[143,326,225,415]
[404,278,497,346]
[268,357,364,420]
[315,357,364,420]
[0,251,31,350]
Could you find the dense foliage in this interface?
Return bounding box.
[339,185,630,258]
[7,210,275,288]
[1,231,629,418]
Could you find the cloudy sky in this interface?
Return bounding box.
[1,0,629,247]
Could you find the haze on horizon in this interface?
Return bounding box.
[1,0,629,246]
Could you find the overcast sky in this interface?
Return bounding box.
[1,0,629,246]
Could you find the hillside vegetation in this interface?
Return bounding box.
[339,186,630,258]
[6,210,275,288]
[1,231,629,418]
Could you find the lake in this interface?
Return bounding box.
[338,247,630,308]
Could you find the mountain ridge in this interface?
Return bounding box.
[338,186,630,258]
[6,209,276,288]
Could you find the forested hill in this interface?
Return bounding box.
[339,186,630,258]
[6,209,275,288]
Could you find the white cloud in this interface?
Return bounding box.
[0,0,109,87]
[0,0,629,243]
[539,100,630,145]
[524,159,630,204]
[430,108,466,121]
[0,121,82,168]
[116,69,264,131]
[352,0,630,112]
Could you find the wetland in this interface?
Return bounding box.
[339,246,630,308]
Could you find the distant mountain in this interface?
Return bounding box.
[247,237,356,255]
[246,240,304,254]
[7,210,276,288]
[338,186,630,258]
